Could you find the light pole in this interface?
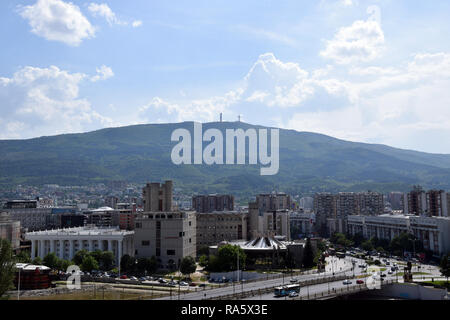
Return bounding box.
[17,267,20,301]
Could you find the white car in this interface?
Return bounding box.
[289,292,299,298]
[343,279,352,285]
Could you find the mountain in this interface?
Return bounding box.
[0,121,449,196]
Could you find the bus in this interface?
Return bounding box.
[274,284,301,297]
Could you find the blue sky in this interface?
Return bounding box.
[1,0,450,154]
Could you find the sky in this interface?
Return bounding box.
[1,0,450,154]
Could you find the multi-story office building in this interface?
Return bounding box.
[290,211,315,238]
[196,211,247,247]
[0,212,21,250]
[112,203,137,230]
[134,211,196,270]
[347,214,450,256]
[84,207,114,227]
[142,181,173,212]
[192,194,234,213]
[25,226,135,265]
[248,203,290,240]
[256,192,292,212]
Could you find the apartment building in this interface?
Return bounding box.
[196,211,247,247]
[256,192,292,213]
[192,194,234,213]
[134,211,196,270]
[290,211,315,238]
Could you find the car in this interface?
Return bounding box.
[168,281,176,286]
[290,278,298,283]
[158,278,168,283]
[179,281,189,286]
[289,292,299,298]
[139,277,146,281]
[199,283,207,288]
[343,279,352,285]
[388,270,393,275]
[385,262,390,266]
[130,276,138,281]
[120,275,128,279]
[356,279,364,284]
[380,273,386,278]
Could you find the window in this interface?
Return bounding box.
[141,240,150,246]
[167,249,175,256]
[179,232,183,237]
[189,238,192,243]
[189,221,192,226]
[135,222,142,228]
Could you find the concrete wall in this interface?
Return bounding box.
[208,270,268,282]
[369,283,448,300]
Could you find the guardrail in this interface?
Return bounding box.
[207,274,350,300]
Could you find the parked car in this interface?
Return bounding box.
[179,281,189,286]
[130,276,138,281]
[290,278,298,283]
[356,279,364,284]
[120,275,128,279]
[289,292,299,298]
[158,278,168,283]
[139,277,147,281]
[198,283,207,288]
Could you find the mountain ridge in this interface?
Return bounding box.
[0,121,449,195]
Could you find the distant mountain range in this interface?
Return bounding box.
[1,121,449,197]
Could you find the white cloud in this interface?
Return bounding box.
[88,2,126,26]
[132,20,143,28]
[18,0,95,46]
[320,7,385,64]
[88,3,142,28]
[0,66,112,139]
[90,65,114,82]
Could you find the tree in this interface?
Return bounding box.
[216,245,246,272]
[146,256,158,275]
[57,259,72,272]
[197,245,210,257]
[81,255,99,272]
[73,249,90,266]
[361,240,374,252]
[440,254,450,284]
[15,251,31,264]
[32,257,43,265]
[120,254,136,274]
[198,255,209,268]
[43,253,59,270]
[0,240,15,298]
[98,251,115,271]
[303,238,315,268]
[180,256,197,277]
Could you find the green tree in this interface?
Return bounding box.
[120,254,136,274]
[15,250,31,263]
[303,238,315,268]
[216,245,246,272]
[73,249,90,266]
[32,256,43,265]
[98,251,115,271]
[197,245,210,257]
[361,240,374,252]
[146,256,158,275]
[81,255,99,272]
[57,259,72,272]
[0,240,15,298]
[180,256,197,277]
[440,254,450,284]
[198,255,208,268]
[43,253,59,270]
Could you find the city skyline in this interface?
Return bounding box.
[0,0,449,154]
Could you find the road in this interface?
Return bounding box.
[155,254,443,300]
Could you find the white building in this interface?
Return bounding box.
[290,211,315,237]
[347,214,450,256]
[25,226,134,265]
